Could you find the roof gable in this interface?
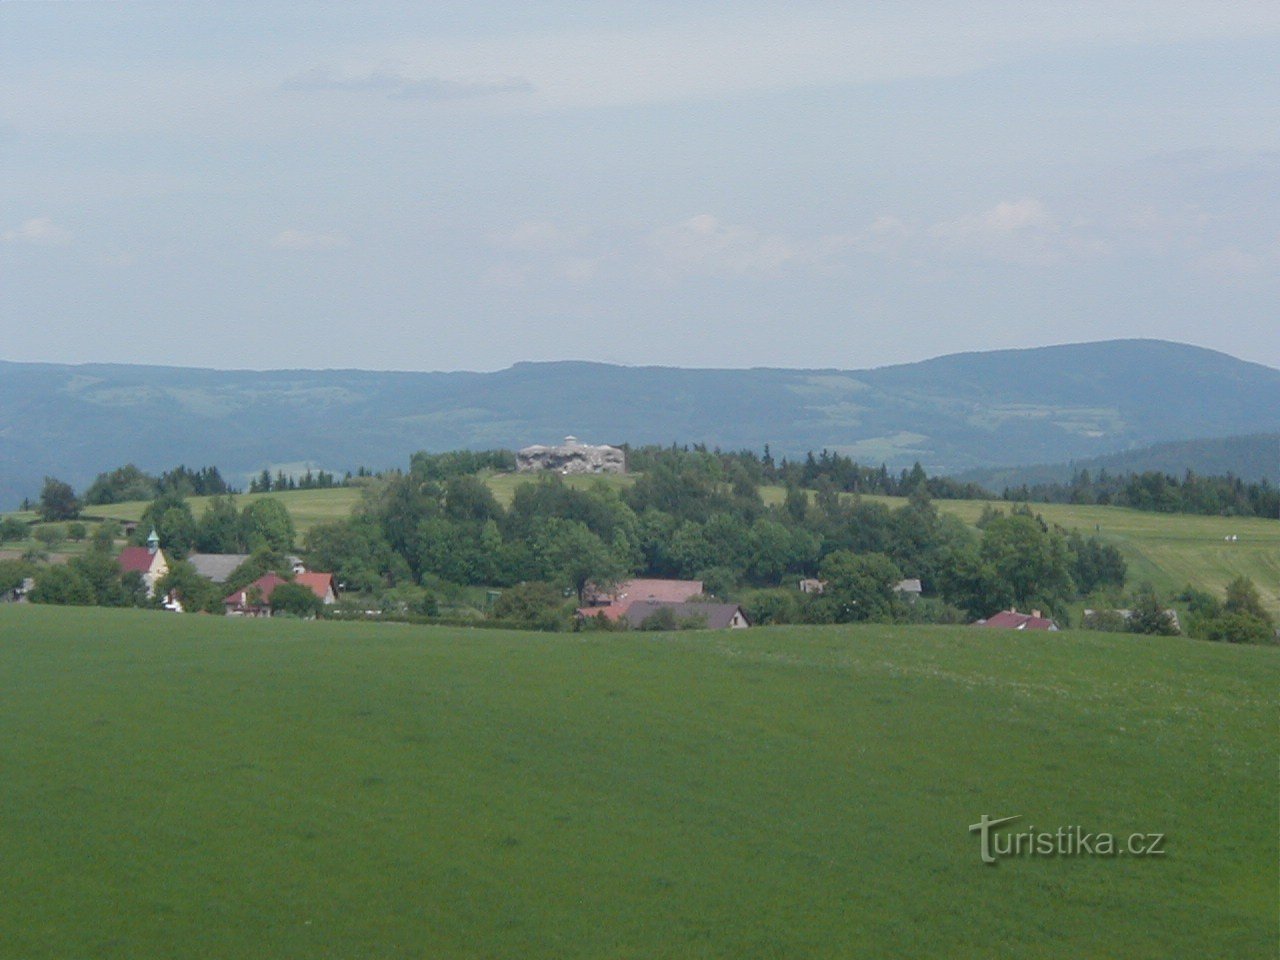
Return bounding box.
[117,546,159,573]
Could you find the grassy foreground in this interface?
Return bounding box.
[0,607,1274,959]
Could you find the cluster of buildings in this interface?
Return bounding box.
[117,530,338,616]
[575,578,750,629]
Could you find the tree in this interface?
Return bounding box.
[155,561,220,613]
[0,559,35,595]
[66,521,87,542]
[817,551,902,622]
[38,477,80,521]
[83,464,159,505]
[68,551,143,607]
[28,565,94,605]
[34,525,63,550]
[980,515,1074,609]
[140,492,196,557]
[195,494,243,553]
[491,581,569,630]
[240,498,295,553]
[270,582,325,619]
[1224,576,1273,627]
[89,522,119,553]
[1126,583,1179,635]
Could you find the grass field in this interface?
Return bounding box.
[0,606,1274,958]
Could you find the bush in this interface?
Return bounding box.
[1202,613,1274,645]
[491,581,571,630]
[0,517,28,543]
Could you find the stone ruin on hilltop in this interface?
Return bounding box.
[516,436,626,475]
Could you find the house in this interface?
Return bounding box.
[188,553,306,584]
[117,529,169,597]
[894,578,923,602]
[798,578,826,594]
[620,601,751,630]
[223,572,290,616]
[974,608,1059,631]
[293,572,339,605]
[223,571,338,616]
[186,553,252,584]
[578,578,705,621]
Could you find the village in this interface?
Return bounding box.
[4,435,1246,640]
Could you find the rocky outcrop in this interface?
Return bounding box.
[517,436,625,474]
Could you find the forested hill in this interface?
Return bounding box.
[957,434,1280,489]
[2,339,1278,506]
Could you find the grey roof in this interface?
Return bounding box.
[186,553,252,583]
[622,601,749,630]
[894,578,923,593]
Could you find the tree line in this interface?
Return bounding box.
[1000,469,1278,518]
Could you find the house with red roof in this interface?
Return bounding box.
[577,578,705,622]
[293,572,339,605]
[974,608,1059,631]
[224,573,290,616]
[224,571,339,616]
[116,529,168,597]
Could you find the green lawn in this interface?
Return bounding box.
[0,606,1275,958]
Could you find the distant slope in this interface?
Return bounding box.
[955,433,1280,489]
[1,339,1278,506]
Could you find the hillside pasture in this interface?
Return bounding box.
[0,606,1274,958]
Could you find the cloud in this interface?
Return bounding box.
[650,214,799,277]
[490,220,579,253]
[270,229,350,251]
[282,65,532,101]
[1,217,72,246]
[928,199,1052,240]
[921,198,1111,264]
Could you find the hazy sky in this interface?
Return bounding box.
[1,1,1277,371]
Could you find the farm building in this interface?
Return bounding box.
[621,601,750,630]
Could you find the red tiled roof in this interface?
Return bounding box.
[293,572,336,601]
[224,573,289,607]
[976,610,1058,631]
[580,578,704,619]
[117,546,157,573]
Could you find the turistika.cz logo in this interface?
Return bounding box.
[969,815,1166,864]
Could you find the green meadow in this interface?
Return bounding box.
[0,606,1275,958]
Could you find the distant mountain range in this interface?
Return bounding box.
[1,339,1277,507]
[955,434,1280,490]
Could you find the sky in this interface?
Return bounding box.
[1,1,1278,372]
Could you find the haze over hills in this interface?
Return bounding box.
[1,339,1277,507]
